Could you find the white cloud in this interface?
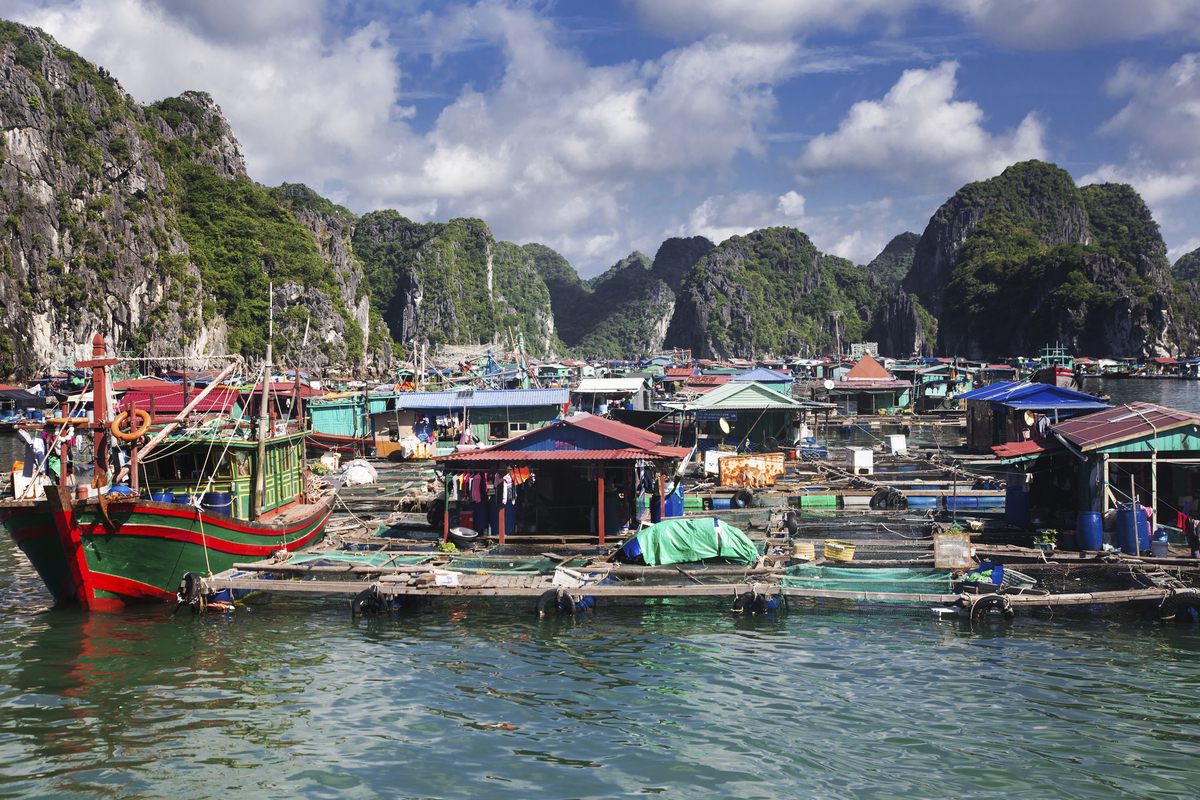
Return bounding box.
[630,0,1200,48]
[952,0,1200,49]
[2,0,805,275]
[1169,236,1200,264]
[675,192,912,266]
[1081,52,1200,233]
[794,61,1046,186]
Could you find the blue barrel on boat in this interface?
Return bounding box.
[173,494,195,506]
[1005,481,1029,525]
[664,485,684,518]
[1077,511,1103,551]
[150,491,174,503]
[1115,503,1148,554]
[202,491,234,517]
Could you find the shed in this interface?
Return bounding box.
[958,381,1110,450]
[435,414,693,545]
[665,381,833,453]
[828,354,911,415]
[368,388,569,455]
[573,377,650,412]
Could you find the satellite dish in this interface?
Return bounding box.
[1023,410,1036,426]
[823,379,834,390]
[719,418,731,434]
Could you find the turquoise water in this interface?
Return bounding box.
[3,543,1200,800]
[4,382,1200,799]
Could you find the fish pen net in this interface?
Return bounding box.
[997,562,1194,595]
[779,565,956,617]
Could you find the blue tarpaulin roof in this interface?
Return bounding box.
[956,381,1111,412]
[731,367,793,383]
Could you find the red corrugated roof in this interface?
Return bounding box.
[843,354,891,379]
[119,388,241,415]
[685,375,730,386]
[564,414,664,449]
[434,446,692,464]
[113,378,179,392]
[992,438,1060,459]
[1053,402,1200,451]
[664,367,695,378]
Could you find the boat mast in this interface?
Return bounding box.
[254,283,273,520]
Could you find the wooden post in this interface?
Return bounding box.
[498,502,506,546]
[597,467,606,547]
[442,487,450,544]
[130,433,139,495]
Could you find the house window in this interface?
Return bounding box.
[510,422,529,434]
[489,421,508,440]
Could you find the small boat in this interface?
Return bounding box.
[1,335,338,610]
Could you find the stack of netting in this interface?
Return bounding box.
[1006,563,1162,595]
[781,564,955,615]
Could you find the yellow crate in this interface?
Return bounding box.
[824,539,856,562]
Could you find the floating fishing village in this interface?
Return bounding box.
[4,335,1200,625]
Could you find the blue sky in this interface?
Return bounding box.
[5,0,1200,277]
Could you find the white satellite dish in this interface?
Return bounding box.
[719,418,731,434]
[823,379,834,390]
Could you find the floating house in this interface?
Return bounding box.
[572,377,651,412]
[994,402,1200,532]
[913,362,974,412]
[434,414,692,544]
[731,367,794,393]
[306,392,371,454]
[664,381,833,453]
[827,354,911,415]
[367,388,569,456]
[958,381,1110,451]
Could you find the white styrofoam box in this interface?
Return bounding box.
[885,434,908,455]
[846,446,873,475]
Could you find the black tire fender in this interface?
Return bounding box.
[176,572,202,606]
[970,594,1015,622]
[1159,590,1200,623]
[732,489,754,508]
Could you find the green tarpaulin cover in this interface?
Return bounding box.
[632,518,759,566]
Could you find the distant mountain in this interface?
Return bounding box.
[918,160,1195,358]
[353,213,558,358]
[525,237,713,360]
[866,232,920,285]
[662,227,927,359]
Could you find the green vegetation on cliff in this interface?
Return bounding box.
[866,232,920,284]
[355,213,557,356]
[1081,183,1168,270]
[675,227,878,358]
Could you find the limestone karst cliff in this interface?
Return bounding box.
[0,22,387,377]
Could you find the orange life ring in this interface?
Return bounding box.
[111,409,151,441]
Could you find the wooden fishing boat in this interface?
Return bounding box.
[1,335,338,610]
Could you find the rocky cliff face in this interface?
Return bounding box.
[867,285,931,357]
[354,212,558,358]
[664,227,881,359]
[930,160,1197,358]
[904,161,1091,318]
[0,23,385,378]
[942,249,1190,358]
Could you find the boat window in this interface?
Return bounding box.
[216,456,233,479]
